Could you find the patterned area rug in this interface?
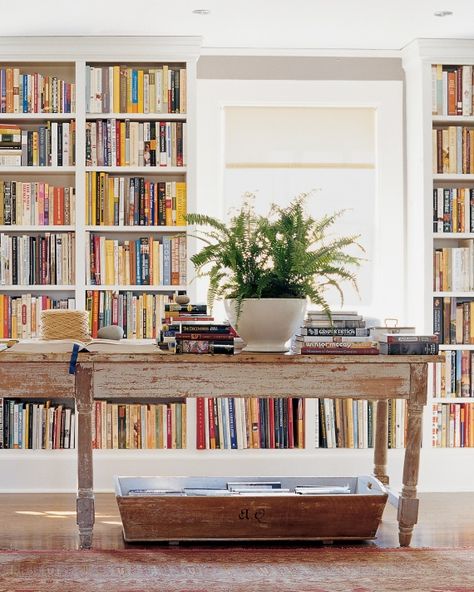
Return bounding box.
[1,547,474,592]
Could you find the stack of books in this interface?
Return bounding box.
[174,322,235,354]
[294,310,379,355]
[377,334,439,355]
[158,302,236,354]
[0,124,21,166]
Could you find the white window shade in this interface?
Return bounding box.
[225,106,375,167]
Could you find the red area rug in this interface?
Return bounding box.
[1,547,474,592]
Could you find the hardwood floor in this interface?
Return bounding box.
[0,492,473,550]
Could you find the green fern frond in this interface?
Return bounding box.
[188,190,365,315]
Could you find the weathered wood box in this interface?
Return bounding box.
[115,475,388,542]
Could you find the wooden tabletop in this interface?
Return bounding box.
[0,351,444,364]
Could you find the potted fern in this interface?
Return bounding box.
[186,193,364,352]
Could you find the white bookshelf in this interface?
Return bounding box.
[0,36,204,491]
[403,39,474,482]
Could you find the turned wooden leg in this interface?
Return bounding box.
[398,364,427,547]
[75,364,95,549]
[374,400,389,485]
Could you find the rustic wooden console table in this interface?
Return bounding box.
[0,352,440,548]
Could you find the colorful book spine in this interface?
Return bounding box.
[85,120,185,167]
[195,397,305,450]
[85,65,185,114]
[91,400,186,449]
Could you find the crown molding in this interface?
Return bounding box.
[0,36,202,61]
[402,37,474,67]
[200,46,401,59]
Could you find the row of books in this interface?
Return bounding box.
[0,182,75,226]
[0,122,76,167]
[0,399,75,450]
[92,401,186,449]
[294,310,379,355]
[433,244,474,292]
[432,126,474,174]
[433,351,474,398]
[0,232,75,286]
[86,291,166,339]
[85,120,185,168]
[86,65,186,114]
[85,174,186,227]
[316,398,406,449]
[196,397,305,450]
[0,68,75,113]
[433,296,474,344]
[86,234,186,286]
[432,403,474,448]
[0,295,75,339]
[433,187,474,233]
[431,64,474,117]
[4,398,470,451]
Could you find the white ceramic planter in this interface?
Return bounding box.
[224,298,307,353]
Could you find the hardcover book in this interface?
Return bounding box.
[379,342,439,355]
[8,338,163,354]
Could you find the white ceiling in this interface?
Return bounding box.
[0,0,473,53]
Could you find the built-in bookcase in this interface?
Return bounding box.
[0,36,203,491]
[2,36,451,493]
[403,39,474,490]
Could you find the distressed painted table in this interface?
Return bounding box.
[0,351,441,548]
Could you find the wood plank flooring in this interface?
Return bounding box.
[0,492,473,550]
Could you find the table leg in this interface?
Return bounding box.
[75,364,95,549]
[374,400,389,485]
[398,364,427,547]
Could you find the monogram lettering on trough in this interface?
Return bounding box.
[238,508,266,523]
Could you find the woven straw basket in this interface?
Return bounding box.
[40,309,90,342]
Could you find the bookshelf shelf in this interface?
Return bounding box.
[433,233,474,239]
[85,166,187,174]
[0,225,75,232]
[432,291,474,297]
[0,166,75,174]
[433,397,474,403]
[84,225,187,233]
[84,284,186,292]
[433,174,474,181]
[439,344,474,350]
[0,285,75,291]
[0,449,76,456]
[85,113,186,121]
[0,113,76,121]
[432,115,474,123]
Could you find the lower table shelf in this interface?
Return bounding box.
[115,475,388,542]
